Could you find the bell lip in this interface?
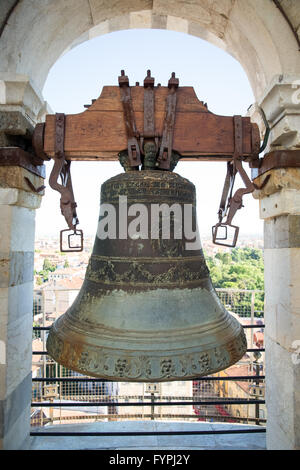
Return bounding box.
[46,323,247,382]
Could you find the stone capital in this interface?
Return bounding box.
[257,187,300,220]
[0,74,52,126]
[249,74,300,152]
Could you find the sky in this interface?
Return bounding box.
[37,28,263,241]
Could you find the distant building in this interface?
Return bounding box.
[215,363,266,422]
[116,381,193,420]
[35,276,84,319]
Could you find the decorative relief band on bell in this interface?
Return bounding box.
[101,172,195,204]
[47,332,247,382]
[46,327,247,382]
[85,255,210,287]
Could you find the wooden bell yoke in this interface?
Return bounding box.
[32,70,265,250]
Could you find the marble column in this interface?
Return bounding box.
[0,164,44,449]
[251,76,300,449]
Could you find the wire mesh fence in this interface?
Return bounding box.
[31,288,265,428]
[216,289,264,319]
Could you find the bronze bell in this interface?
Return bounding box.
[47,154,247,381]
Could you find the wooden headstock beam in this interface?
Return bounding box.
[38,85,260,162]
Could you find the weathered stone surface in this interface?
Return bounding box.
[264,215,300,248]
[166,15,188,33]
[0,75,50,124]
[29,421,266,451]
[0,110,34,136]
[154,0,230,36]
[130,10,152,29]
[258,189,300,220]
[0,404,31,450]
[5,312,32,397]
[253,168,300,200]
[0,373,31,438]
[249,74,300,152]
[0,205,36,253]
[265,337,300,450]
[0,251,34,288]
[0,172,37,449]
[0,0,299,102]
[151,13,167,29]
[109,14,130,32]
[88,20,109,39]
[0,283,34,332]
[188,20,226,50]
[264,247,300,349]
[89,0,152,24]
[0,166,45,195]
[0,188,42,209]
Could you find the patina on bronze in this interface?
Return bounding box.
[47,159,247,381]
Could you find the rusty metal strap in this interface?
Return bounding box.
[49,113,79,231]
[157,73,179,170]
[32,123,50,162]
[225,117,255,226]
[252,150,300,179]
[118,70,141,167]
[0,147,46,178]
[217,161,236,222]
[233,115,243,158]
[212,116,255,247]
[55,113,65,159]
[143,70,155,139]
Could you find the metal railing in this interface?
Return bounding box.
[31,288,266,438]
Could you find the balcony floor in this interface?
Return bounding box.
[30,421,266,450]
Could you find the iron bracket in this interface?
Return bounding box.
[0,147,46,178]
[118,70,141,167]
[157,72,179,170]
[49,113,83,252]
[139,70,160,156]
[119,70,179,171]
[251,150,300,179]
[212,116,257,247]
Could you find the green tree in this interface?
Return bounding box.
[36,276,43,286]
[206,247,264,318]
[43,258,56,272]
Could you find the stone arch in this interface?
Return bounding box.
[0,0,300,450]
[0,0,299,116]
